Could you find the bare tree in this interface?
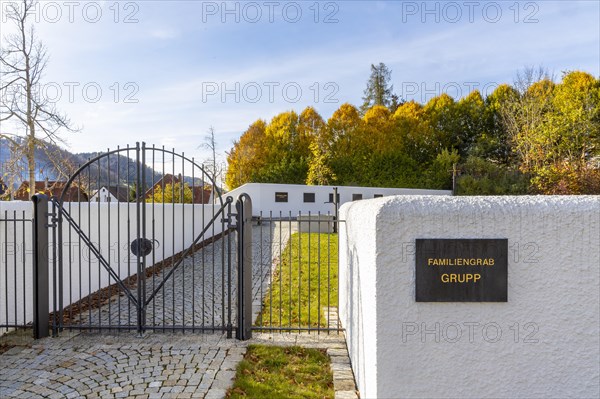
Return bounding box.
[0,0,78,199]
[513,66,554,94]
[199,126,222,185]
[0,138,24,200]
[500,66,555,171]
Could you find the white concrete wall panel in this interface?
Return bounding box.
[0,201,224,330]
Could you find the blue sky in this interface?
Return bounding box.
[1,0,599,167]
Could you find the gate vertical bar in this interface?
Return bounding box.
[52,197,59,336]
[32,194,49,339]
[52,198,60,334]
[135,142,143,335]
[333,187,339,234]
[141,142,147,330]
[236,194,252,340]
[226,199,233,338]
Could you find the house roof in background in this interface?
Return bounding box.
[15,181,88,202]
[92,185,131,202]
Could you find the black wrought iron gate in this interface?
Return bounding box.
[37,142,251,338]
[6,141,340,340]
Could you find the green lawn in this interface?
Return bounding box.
[256,232,338,329]
[226,344,334,399]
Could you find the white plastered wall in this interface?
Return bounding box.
[339,195,600,399]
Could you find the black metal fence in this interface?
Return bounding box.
[0,202,343,339]
[1,145,341,340]
[1,193,256,341]
[250,212,341,333]
[0,209,33,334]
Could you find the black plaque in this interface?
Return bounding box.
[415,239,507,302]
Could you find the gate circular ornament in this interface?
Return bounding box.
[130,238,154,257]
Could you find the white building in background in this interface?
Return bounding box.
[89,186,130,202]
[224,183,451,216]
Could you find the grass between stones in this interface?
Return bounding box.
[226,344,334,399]
[256,233,338,328]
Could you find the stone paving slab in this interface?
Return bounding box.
[250,330,360,399]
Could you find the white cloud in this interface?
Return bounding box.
[149,28,180,40]
[1,0,597,164]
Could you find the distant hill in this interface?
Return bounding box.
[1,138,81,187]
[0,139,212,193]
[76,150,163,190]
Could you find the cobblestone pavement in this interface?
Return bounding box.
[0,331,245,399]
[72,224,290,330]
[0,329,357,399]
[1,222,359,398]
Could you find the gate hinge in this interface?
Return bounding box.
[223,212,239,229]
[45,212,58,228]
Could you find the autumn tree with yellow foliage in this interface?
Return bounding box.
[146,182,193,204]
[225,68,599,195]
